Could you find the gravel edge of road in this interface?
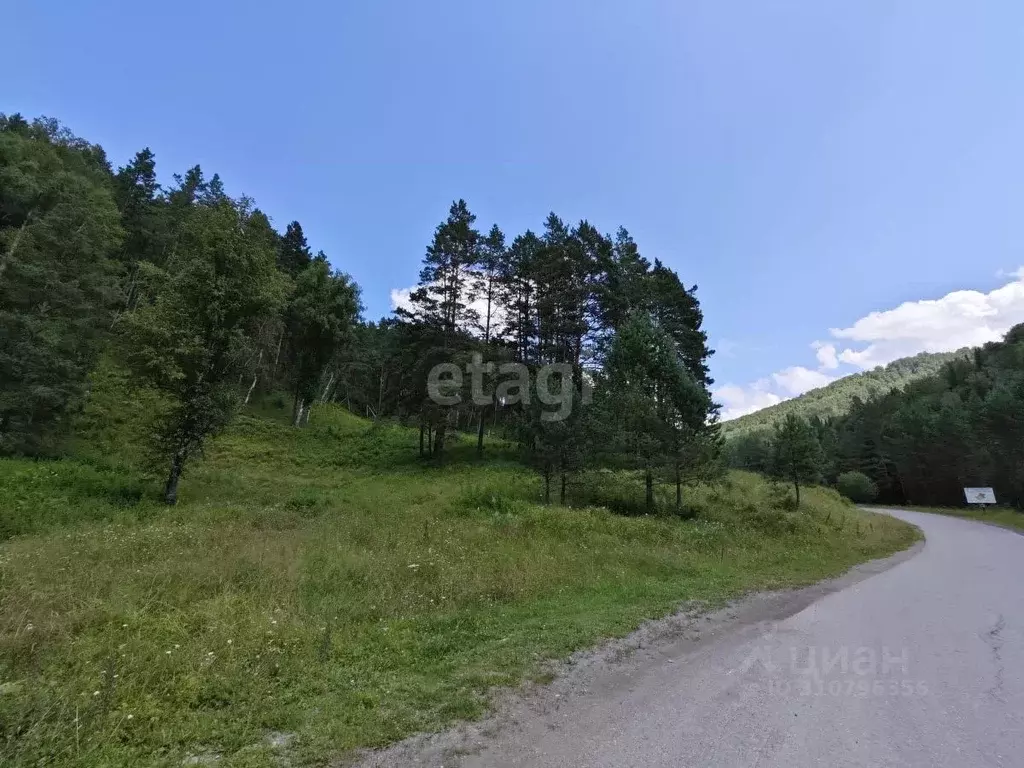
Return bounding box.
[348,526,925,768]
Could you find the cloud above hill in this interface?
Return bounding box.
[716,269,1024,420]
[392,271,1024,422]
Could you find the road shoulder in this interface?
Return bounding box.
[352,537,925,767]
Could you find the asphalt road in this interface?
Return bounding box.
[460,509,1024,768]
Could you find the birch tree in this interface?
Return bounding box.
[121,197,286,503]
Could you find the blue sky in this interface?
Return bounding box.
[10,1,1024,416]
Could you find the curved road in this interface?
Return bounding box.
[459,509,1024,767]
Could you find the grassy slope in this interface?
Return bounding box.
[0,402,919,767]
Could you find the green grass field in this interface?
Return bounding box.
[0,400,919,767]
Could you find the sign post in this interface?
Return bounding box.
[963,487,996,507]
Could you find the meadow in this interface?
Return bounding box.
[0,401,919,767]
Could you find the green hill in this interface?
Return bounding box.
[722,349,970,436]
[0,393,917,766]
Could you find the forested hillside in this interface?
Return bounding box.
[722,349,968,435]
[0,112,719,509]
[0,112,926,767]
[728,328,1024,507]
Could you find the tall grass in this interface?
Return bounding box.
[0,402,918,767]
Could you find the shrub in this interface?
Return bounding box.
[837,471,878,503]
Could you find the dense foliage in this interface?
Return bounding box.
[770,413,824,506]
[0,116,122,454]
[728,327,1024,508]
[0,114,719,508]
[722,349,968,436]
[836,470,878,503]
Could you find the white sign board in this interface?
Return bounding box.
[964,487,996,505]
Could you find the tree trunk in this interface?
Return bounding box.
[272,331,284,377]
[419,420,426,457]
[377,364,386,419]
[320,372,335,403]
[244,372,259,405]
[433,421,447,457]
[123,263,139,312]
[427,424,433,455]
[645,467,654,512]
[560,470,567,506]
[292,396,304,427]
[476,408,485,458]
[793,477,801,506]
[0,212,34,283]
[163,452,185,505]
[675,462,682,511]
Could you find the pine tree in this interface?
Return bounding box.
[113,149,161,256]
[601,312,712,512]
[474,224,505,344]
[771,414,823,506]
[278,221,313,278]
[498,231,541,364]
[595,227,651,348]
[399,200,481,457]
[646,260,714,387]
[469,224,506,456]
[402,200,480,347]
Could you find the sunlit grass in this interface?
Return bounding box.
[0,404,918,767]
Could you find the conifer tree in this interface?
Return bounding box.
[771,414,823,506]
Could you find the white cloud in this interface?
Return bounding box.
[389,284,507,332]
[716,367,832,421]
[771,366,835,396]
[812,341,839,370]
[390,287,414,314]
[715,381,783,421]
[719,269,1024,421]
[995,266,1024,280]
[827,275,1024,370]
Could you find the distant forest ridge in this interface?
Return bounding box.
[721,348,971,435]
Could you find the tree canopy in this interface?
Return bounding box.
[1,113,720,511]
